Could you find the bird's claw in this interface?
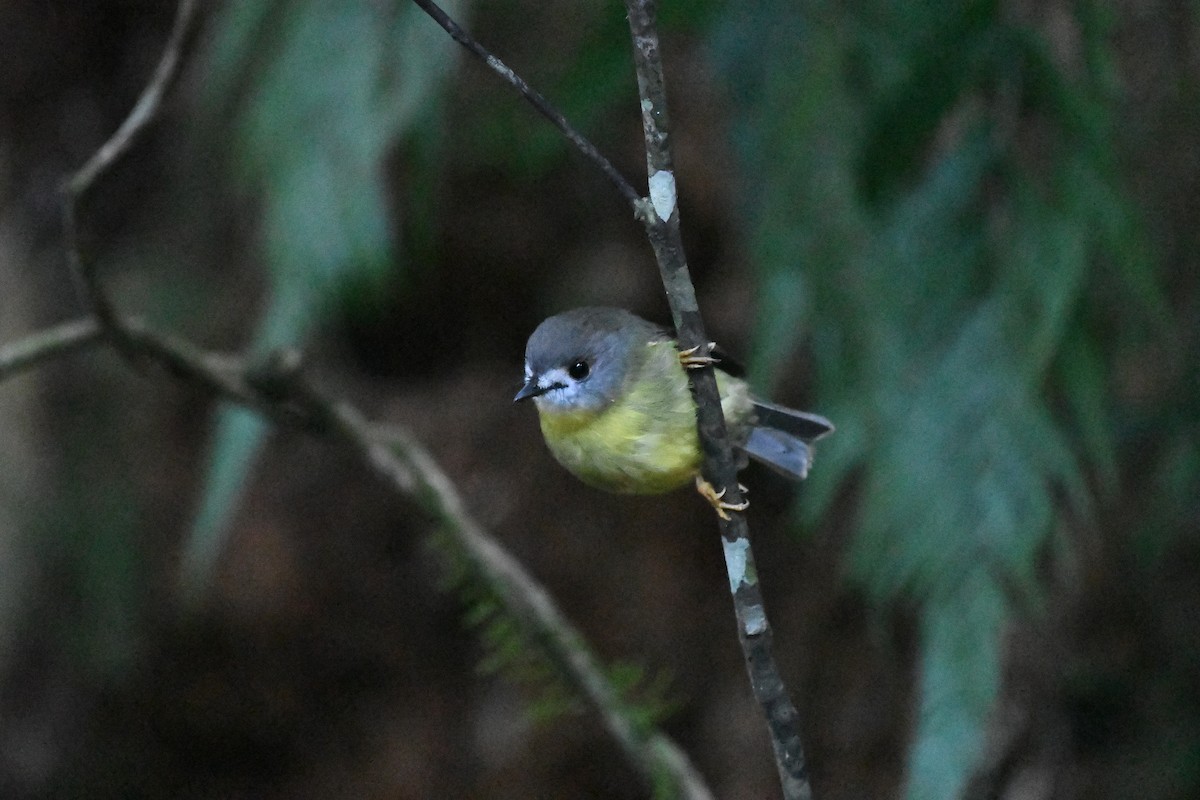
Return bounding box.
[695,477,750,521]
[679,342,719,370]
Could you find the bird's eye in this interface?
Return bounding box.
[568,360,590,380]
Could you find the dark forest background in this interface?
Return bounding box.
[0,1,1197,798]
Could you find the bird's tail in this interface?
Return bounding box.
[739,400,834,481]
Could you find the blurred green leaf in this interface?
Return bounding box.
[182,0,462,594]
[998,172,1090,378]
[909,570,1005,800]
[1137,435,1200,563]
[857,0,998,202]
[853,301,1081,601]
[1055,326,1119,492]
[205,0,461,305]
[711,0,1162,795]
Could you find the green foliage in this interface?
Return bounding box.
[910,571,1005,800]
[713,0,1174,796]
[182,0,461,592]
[202,0,459,311]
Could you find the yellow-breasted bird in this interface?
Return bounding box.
[514,307,833,517]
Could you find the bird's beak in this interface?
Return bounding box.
[514,378,547,402]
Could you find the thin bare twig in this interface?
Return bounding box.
[62,0,202,327]
[0,317,313,429]
[0,318,103,381]
[409,0,641,208]
[622,2,812,798]
[279,370,715,800]
[117,321,314,427]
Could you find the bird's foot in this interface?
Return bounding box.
[695,476,749,521]
[678,342,719,370]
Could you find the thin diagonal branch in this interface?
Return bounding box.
[117,320,312,427]
[409,0,641,208]
[0,318,103,381]
[276,367,715,800]
[0,318,310,428]
[65,0,201,198]
[62,0,202,327]
[0,310,715,797]
[622,2,813,798]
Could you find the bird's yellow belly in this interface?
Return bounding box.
[539,402,700,494]
[536,357,752,495]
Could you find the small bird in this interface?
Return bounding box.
[514,307,833,518]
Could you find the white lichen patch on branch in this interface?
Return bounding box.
[741,603,767,637]
[648,169,676,222]
[486,55,517,83]
[722,536,750,592]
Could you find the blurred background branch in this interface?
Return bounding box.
[0,319,101,380]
